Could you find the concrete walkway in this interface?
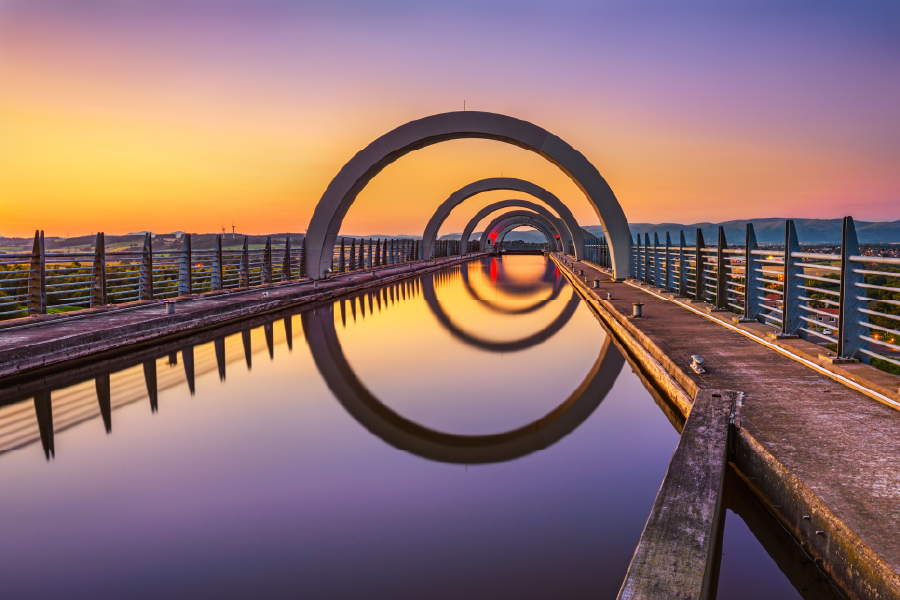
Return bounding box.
[555,255,900,599]
[0,256,475,381]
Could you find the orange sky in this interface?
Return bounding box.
[1,2,898,239]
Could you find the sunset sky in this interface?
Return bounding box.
[1,0,898,238]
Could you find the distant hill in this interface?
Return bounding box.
[582,218,900,245]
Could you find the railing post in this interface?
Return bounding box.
[282,236,293,281]
[677,231,686,297]
[664,233,672,290]
[653,233,661,287]
[694,228,705,302]
[139,232,153,300]
[91,232,107,308]
[349,238,356,271]
[339,238,346,273]
[27,230,46,316]
[630,234,637,278]
[178,233,192,297]
[300,237,307,278]
[262,236,273,284]
[744,223,760,321]
[212,234,224,290]
[716,226,727,310]
[838,216,870,362]
[240,236,250,287]
[782,220,802,337]
[643,233,651,283]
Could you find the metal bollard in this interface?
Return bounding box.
[579,269,584,276]
[607,292,612,300]
[165,301,176,315]
[632,302,644,318]
[593,279,599,288]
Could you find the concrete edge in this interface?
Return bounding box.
[732,429,900,600]
[0,256,480,383]
[622,280,900,414]
[618,390,737,600]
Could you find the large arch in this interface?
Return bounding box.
[421,177,582,259]
[479,210,559,252]
[493,219,556,251]
[304,111,631,279]
[496,221,551,247]
[457,199,569,255]
[301,283,625,464]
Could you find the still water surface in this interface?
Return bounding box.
[0,256,822,598]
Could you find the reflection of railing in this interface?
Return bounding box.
[620,217,900,371]
[0,231,307,319]
[0,271,436,460]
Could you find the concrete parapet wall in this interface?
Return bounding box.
[618,390,737,600]
[733,430,900,600]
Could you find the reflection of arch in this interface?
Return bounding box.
[480,211,558,251]
[302,296,625,464]
[304,111,631,279]
[420,177,582,259]
[462,259,565,316]
[457,199,569,254]
[422,273,579,353]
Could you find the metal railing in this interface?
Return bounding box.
[330,237,424,274]
[0,231,308,320]
[620,217,900,371]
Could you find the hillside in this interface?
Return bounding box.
[583,218,900,245]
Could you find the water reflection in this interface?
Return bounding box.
[304,299,624,463]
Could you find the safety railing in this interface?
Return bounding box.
[0,231,307,320]
[622,217,900,373]
[330,238,424,274]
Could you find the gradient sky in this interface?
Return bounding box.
[1,0,899,238]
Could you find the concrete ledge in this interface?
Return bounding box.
[732,429,900,600]
[618,390,737,600]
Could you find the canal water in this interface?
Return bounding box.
[0,256,833,599]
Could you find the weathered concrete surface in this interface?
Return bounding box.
[553,254,900,600]
[0,256,477,381]
[618,390,737,600]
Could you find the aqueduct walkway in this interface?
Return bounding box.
[552,253,900,600]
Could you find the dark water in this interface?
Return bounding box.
[0,256,830,599]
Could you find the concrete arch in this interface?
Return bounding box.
[457,199,569,255]
[304,111,631,279]
[421,177,582,259]
[495,220,555,251]
[480,210,559,251]
[301,288,625,464]
[498,219,557,250]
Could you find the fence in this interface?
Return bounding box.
[0,232,307,320]
[330,238,423,273]
[604,217,900,371]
